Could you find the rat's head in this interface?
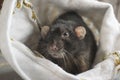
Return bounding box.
[39,21,86,59]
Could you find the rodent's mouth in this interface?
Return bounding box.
[48,49,65,58]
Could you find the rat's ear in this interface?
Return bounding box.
[41,26,50,38]
[75,26,86,40]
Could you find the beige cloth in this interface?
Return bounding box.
[98,0,120,22]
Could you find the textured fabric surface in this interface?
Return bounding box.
[98,0,120,22]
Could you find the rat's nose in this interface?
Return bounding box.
[50,45,59,51]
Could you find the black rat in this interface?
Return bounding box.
[37,11,97,74]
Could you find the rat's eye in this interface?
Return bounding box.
[62,32,69,38]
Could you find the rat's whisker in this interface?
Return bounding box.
[63,49,81,70]
[62,53,67,69]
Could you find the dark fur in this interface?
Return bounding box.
[37,12,97,74]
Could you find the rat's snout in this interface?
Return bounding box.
[50,44,59,51]
[49,40,59,51]
[49,40,63,52]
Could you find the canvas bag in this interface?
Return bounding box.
[0,0,120,80]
